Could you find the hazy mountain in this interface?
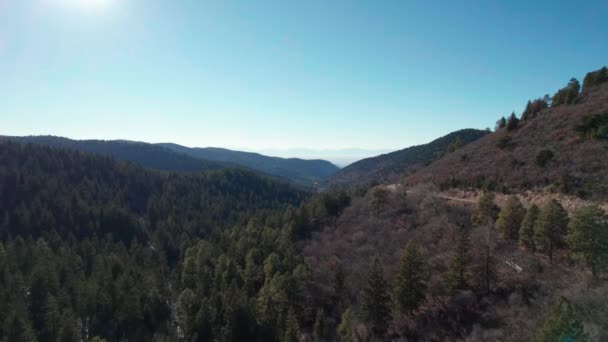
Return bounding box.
[325,128,489,188]
[158,143,339,186]
[251,147,393,167]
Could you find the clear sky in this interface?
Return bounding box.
[1,0,607,154]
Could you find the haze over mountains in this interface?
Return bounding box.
[251,147,393,167]
[0,135,340,187]
[326,129,489,188]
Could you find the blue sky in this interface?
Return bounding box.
[1,0,607,156]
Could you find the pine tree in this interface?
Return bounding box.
[506,112,519,131]
[519,204,540,251]
[313,309,327,342]
[567,205,608,278]
[474,192,499,225]
[496,116,507,130]
[330,263,347,315]
[495,196,525,241]
[4,311,37,342]
[337,308,358,342]
[534,200,569,262]
[41,295,61,342]
[369,187,389,216]
[394,242,427,315]
[472,224,497,295]
[445,228,472,291]
[360,258,392,337]
[535,297,588,342]
[283,308,300,342]
[176,288,197,340]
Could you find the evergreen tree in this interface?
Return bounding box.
[360,258,392,337]
[496,117,507,130]
[394,242,427,315]
[583,66,608,90]
[282,308,300,342]
[3,311,37,342]
[552,78,580,106]
[534,200,569,262]
[447,136,464,153]
[176,288,197,340]
[445,228,472,291]
[506,112,519,131]
[567,205,608,278]
[535,297,588,342]
[474,192,499,225]
[41,296,61,342]
[369,187,389,216]
[519,204,540,251]
[472,224,498,295]
[495,196,525,241]
[337,308,358,342]
[330,263,347,315]
[313,309,327,342]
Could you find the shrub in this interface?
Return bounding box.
[575,112,608,140]
[552,78,580,106]
[521,97,550,121]
[495,117,507,131]
[582,66,608,90]
[507,112,520,131]
[496,135,512,149]
[535,150,554,167]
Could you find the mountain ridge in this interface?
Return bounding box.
[0,135,339,186]
[157,143,339,186]
[325,128,489,188]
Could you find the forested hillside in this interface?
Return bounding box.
[326,129,488,188]
[0,136,339,187]
[158,143,339,186]
[0,136,228,173]
[0,142,312,341]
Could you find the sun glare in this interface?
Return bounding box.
[64,0,112,8]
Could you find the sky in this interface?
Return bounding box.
[1,0,607,160]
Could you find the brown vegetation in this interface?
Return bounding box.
[299,184,608,340]
[406,83,608,200]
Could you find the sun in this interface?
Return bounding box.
[65,0,112,8]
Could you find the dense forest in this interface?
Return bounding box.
[0,136,339,187]
[0,142,315,341]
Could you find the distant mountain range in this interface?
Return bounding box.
[0,135,339,187]
[251,147,393,167]
[325,129,489,188]
[157,143,339,186]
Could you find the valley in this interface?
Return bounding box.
[1,18,608,340]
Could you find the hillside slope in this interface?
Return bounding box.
[0,140,308,243]
[326,129,488,188]
[158,143,339,186]
[407,82,608,200]
[0,135,228,173]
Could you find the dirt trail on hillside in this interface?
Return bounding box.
[386,184,608,213]
[440,188,608,213]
